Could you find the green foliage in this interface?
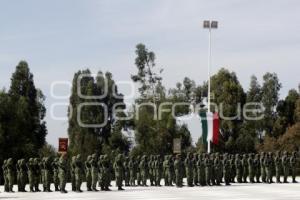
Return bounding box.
[68,69,129,159]
[131,44,192,155]
[261,72,282,135]
[210,68,246,150]
[0,61,47,162]
[38,143,57,158]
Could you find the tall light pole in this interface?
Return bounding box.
[203,20,218,153]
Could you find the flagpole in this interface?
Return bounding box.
[207,27,212,154]
[203,20,218,153]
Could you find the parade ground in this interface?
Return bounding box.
[0,178,299,200]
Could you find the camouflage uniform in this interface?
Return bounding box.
[136,156,141,186]
[264,153,273,184]
[58,154,68,193]
[114,154,124,190]
[33,158,41,192]
[260,152,266,183]
[254,154,261,183]
[75,154,84,192]
[85,155,92,191]
[90,154,98,191]
[204,154,212,186]
[274,151,282,183]
[139,155,148,186]
[102,154,111,191]
[235,154,243,183]
[7,158,14,192]
[290,152,297,183]
[248,154,255,183]
[44,157,53,192]
[128,156,136,186]
[71,156,76,191]
[242,154,248,183]
[184,153,194,187]
[193,154,199,186]
[282,151,289,183]
[223,154,231,185]
[27,158,35,192]
[2,160,9,192]
[214,153,222,185]
[197,154,206,186]
[174,154,183,187]
[52,157,60,191]
[124,157,130,186]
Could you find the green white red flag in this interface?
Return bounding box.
[199,112,219,145]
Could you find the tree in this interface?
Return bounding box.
[261,72,281,136]
[131,44,192,155]
[68,69,128,158]
[8,61,47,152]
[244,75,264,142]
[210,68,246,151]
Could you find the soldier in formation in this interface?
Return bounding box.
[0,151,298,193]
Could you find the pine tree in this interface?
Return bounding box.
[8,61,47,152]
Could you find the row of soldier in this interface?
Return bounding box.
[1,151,298,193]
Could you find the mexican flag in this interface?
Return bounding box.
[199,112,219,145]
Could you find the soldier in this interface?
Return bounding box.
[124,156,130,186]
[75,154,84,192]
[136,156,141,186]
[197,154,206,186]
[148,155,154,186]
[33,158,41,192]
[6,158,14,192]
[16,160,21,192]
[52,157,60,191]
[282,151,289,183]
[214,153,222,185]
[269,152,275,183]
[139,155,148,186]
[98,155,104,190]
[260,152,266,183]
[264,152,273,184]
[193,154,199,186]
[128,156,136,186]
[58,154,68,193]
[170,155,176,185]
[235,154,243,183]
[18,159,27,192]
[152,156,158,186]
[27,158,35,192]
[40,158,46,191]
[85,155,92,191]
[157,155,163,186]
[174,154,183,187]
[163,155,169,186]
[204,153,212,186]
[210,153,216,185]
[229,155,236,183]
[223,154,231,186]
[90,154,98,191]
[102,154,111,191]
[114,154,125,190]
[184,153,194,187]
[242,154,248,183]
[248,153,255,183]
[290,151,298,183]
[71,156,76,191]
[44,157,53,192]
[254,154,261,183]
[2,160,9,192]
[274,151,282,183]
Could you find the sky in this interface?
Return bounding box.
[0,0,299,147]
